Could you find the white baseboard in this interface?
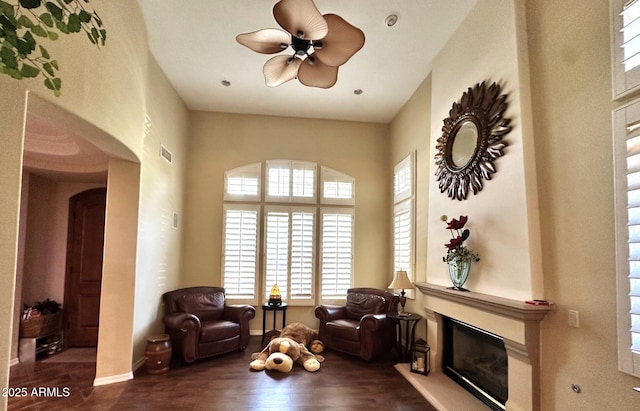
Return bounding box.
[93,371,133,386]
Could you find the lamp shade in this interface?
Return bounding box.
[388,270,414,290]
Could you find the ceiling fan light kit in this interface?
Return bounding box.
[236,0,365,88]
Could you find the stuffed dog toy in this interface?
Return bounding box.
[250,322,325,372]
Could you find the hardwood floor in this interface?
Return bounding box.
[8,336,437,410]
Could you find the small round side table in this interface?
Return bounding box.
[261,302,287,344]
[387,312,422,363]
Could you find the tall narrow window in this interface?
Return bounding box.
[613,100,640,377]
[393,153,415,293]
[320,209,354,301]
[222,205,259,303]
[264,206,316,304]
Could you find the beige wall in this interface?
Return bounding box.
[427,0,542,302]
[0,1,188,401]
[527,0,639,409]
[182,112,390,326]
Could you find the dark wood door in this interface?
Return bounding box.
[64,188,106,347]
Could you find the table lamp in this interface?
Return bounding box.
[388,270,414,315]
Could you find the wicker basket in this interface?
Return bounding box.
[20,311,62,338]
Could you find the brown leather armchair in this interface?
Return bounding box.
[314,287,399,361]
[162,286,255,364]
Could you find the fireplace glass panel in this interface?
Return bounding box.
[443,317,508,410]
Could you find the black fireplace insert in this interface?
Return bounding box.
[443,317,508,410]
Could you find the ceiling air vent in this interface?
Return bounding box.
[160,144,172,164]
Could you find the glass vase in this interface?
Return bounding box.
[448,257,472,290]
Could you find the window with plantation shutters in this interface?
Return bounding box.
[320,209,354,300]
[222,205,259,303]
[224,163,261,201]
[264,207,315,303]
[321,166,355,205]
[222,161,354,305]
[393,153,415,297]
[613,100,640,377]
[612,0,640,99]
[266,160,316,203]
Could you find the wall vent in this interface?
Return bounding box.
[160,144,173,164]
[172,212,179,229]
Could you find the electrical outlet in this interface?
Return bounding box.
[568,310,580,328]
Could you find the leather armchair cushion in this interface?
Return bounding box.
[345,292,386,320]
[176,292,225,322]
[326,319,361,341]
[200,320,240,343]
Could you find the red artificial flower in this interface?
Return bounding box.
[446,215,468,230]
[445,236,463,250]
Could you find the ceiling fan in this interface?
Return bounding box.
[236,0,365,89]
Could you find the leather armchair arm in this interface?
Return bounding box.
[164,312,201,332]
[314,305,347,323]
[359,313,391,332]
[222,304,256,324]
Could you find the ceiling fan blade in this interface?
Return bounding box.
[297,54,338,89]
[263,55,302,87]
[314,14,365,67]
[273,0,328,40]
[236,29,291,54]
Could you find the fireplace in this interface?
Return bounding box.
[443,317,508,410]
[402,283,552,411]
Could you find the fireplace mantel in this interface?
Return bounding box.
[414,282,553,322]
[407,282,553,411]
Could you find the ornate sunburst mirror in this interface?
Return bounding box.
[434,81,512,201]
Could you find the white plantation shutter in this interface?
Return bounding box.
[612,0,640,99]
[394,155,413,203]
[222,205,259,302]
[614,101,640,376]
[264,207,315,304]
[321,209,354,300]
[290,211,315,300]
[266,160,316,203]
[321,166,355,205]
[394,200,412,276]
[224,163,261,201]
[393,153,415,297]
[265,210,290,300]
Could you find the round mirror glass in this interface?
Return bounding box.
[451,121,478,168]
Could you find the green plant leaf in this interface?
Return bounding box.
[50,59,57,69]
[17,15,34,28]
[31,25,47,37]
[54,19,68,34]
[19,0,42,9]
[86,31,95,44]
[7,67,22,79]
[0,14,17,32]
[39,13,53,27]
[0,1,15,16]
[47,30,58,40]
[44,76,61,93]
[20,63,39,77]
[38,44,49,59]
[42,61,54,76]
[0,45,17,69]
[67,13,80,33]
[78,10,90,23]
[45,2,63,22]
[16,38,33,56]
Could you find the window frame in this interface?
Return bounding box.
[263,205,317,306]
[221,203,260,305]
[393,152,416,299]
[319,207,355,304]
[611,0,640,100]
[613,99,640,378]
[224,163,262,202]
